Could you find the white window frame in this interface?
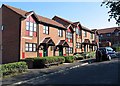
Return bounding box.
[43,26,49,34]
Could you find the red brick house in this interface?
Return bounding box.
[98,27,120,47]
[1,4,69,64]
[53,16,97,53]
[1,4,98,64]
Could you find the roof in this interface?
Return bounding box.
[52,16,94,33]
[81,26,91,31]
[3,4,65,29]
[3,4,27,17]
[37,15,65,29]
[98,27,120,34]
[73,22,80,26]
[40,37,55,46]
[52,16,77,28]
[57,40,69,47]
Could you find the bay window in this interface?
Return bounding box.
[76,28,80,36]
[66,32,72,42]
[26,20,37,37]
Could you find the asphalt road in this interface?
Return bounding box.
[15,58,120,85]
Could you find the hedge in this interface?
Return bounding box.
[73,51,96,59]
[0,62,28,77]
[64,56,75,63]
[74,54,84,60]
[24,56,65,68]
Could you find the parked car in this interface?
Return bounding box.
[96,47,117,61]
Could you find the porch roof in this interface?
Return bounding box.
[57,40,69,47]
[40,37,55,46]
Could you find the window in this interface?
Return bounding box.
[99,34,103,38]
[66,47,73,54]
[91,33,93,39]
[34,23,37,32]
[66,31,72,42]
[76,42,81,49]
[43,26,49,34]
[115,32,119,36]
[33,44,37,52]
[83,31,87,37]
[76,28,80,36]
[58,29,63,37]
[25,43,29,51]
[26,21,37,37]
[106,33,111,37]
[25,43,37,52]
[29,44,33,51]
[26,21,29,31]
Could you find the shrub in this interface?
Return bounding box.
[74,54,84,60]
[25,56,65,68]
[81,51,96,59]
[0,62,28,77]
[64,56,75,63]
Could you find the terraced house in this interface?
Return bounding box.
[1,4,98,64]
[53,16,98,53]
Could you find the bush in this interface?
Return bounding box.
[64,56,75,63]
[25,56,65,68]
[74,54,84,60]
[82,51,95,59]
[0,62,28,77]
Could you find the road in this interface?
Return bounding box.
[14,58,120,85]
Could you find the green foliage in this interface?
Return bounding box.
[0,62,28,77]
[73,54,84,60]
[101,0,120,25]
[74,51,96,59]
[85,51,96,58]
[25,56,65,68]
[64,56,75,63]
[116,46,120,51]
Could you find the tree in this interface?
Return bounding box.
[101,0,120,26]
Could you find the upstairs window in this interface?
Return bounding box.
[91,33,93,39]
[115,32,119,36]
[76,28,81,36]
[26,21,37,37]
[106,33,111,37]
[66,32,72,42]
[99,34,103,38]
[43,26,49,34]
[83,31,87,37]
[34,23,37,32]
[58,29,63,37]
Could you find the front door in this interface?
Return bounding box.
[43,46,48,57]
[59,47,63,56]
[84,44,86,53]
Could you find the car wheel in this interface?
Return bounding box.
[107,55,111,60]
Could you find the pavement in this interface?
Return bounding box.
[1,58,96,85]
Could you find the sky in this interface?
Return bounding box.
[0,1,118,29]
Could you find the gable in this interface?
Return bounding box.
[114,28,120,32]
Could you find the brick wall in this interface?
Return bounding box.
[2,6,21,64]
